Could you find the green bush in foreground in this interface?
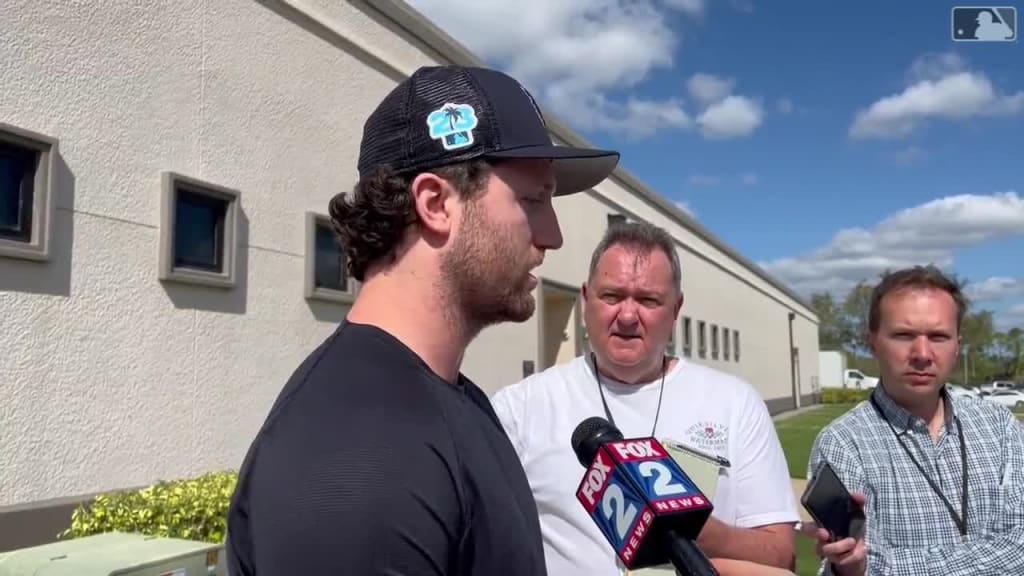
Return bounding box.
[60,471,237,544]
[821,387,872,404]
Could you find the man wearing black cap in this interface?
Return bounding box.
[225,65,619,575]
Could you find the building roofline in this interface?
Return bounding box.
[363,0,817,319]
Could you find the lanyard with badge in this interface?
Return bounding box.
[869,393,969,536]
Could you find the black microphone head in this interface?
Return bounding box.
[570,416,624,467]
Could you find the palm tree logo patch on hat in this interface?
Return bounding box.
[427,103,479,151]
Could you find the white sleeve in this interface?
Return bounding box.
[489,384,525,458]
[729,390,800,529]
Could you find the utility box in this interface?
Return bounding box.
[0,531,227,576]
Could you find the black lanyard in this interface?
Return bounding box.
[590,353,667,437]
[870,394,969,536]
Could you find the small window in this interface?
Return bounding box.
[607,213,627,228]
[159,171,240,288]
[722,327,731,361]
[682,316,692,357]
[697,320,707,358]
[305,212,358,303]
[666,323,677,356]
[0,123,57,262]
[711,324,719,359]
[734,330,741,362]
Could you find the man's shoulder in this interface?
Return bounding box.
[673,359,766,404]
[950,392,1016,430]
[248,324,460,471]
[492,354,589,403]
[813,400,876,447]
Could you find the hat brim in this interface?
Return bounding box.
[485,145,621,196]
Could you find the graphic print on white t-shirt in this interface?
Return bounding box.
[683,420,730,456]
[489,354,799,576]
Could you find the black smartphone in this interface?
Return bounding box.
[800,461,865,541]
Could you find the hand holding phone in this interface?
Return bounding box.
[800,461,866,542]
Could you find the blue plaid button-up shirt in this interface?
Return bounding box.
[807,384,1024,575]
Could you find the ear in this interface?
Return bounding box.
[673,290,684,317]
[410,171,456,237]
[580,282,589,300]
[865,331,877,356]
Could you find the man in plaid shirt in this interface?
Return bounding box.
[805,265,1024,575]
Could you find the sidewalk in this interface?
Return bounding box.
[772,403,825,422]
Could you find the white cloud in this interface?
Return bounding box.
[849,52,1024,139]
[759,191,1024,297]
[674,199,696,217]
[663,0,705,17]
[688,73,735,105]
[686,172,758,187]
[697,95,764,139]
[685,73,765,139]
[966,277,1024,302]
[407,0,702,139]
[407,2,771,140]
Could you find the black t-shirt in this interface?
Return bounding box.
[226,321,548,576]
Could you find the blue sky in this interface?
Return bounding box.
[408,0,1023,330]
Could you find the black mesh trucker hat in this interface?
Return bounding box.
[357,65,620,196]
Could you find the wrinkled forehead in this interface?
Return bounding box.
[592,246,674,290]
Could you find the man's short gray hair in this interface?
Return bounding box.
[587,220,682,293]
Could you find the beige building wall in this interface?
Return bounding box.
[0,0,818,548]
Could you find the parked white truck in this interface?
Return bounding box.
[819,350,880,389]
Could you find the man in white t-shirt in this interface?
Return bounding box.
[491,221,799,576]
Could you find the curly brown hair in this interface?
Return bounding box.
[328,159,493,282]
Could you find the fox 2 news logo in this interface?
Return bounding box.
[577,439,704,561]
[952,6,1017,42]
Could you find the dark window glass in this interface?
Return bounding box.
[173,188,227,271]
[314,222,348,292]
[0,143,38,242]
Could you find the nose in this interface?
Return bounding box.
[909,336,934,365]
[616,299,640,327]
[534,202,564,251]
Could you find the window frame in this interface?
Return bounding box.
[0,123,57,262]
[682,316,692,357]
[158,171,240,289]
[304,211,358,304]
[697,320,707,358]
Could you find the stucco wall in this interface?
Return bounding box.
[0,0,818,512]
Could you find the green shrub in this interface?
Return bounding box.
[60,471,237,544]
[821,387,872,404]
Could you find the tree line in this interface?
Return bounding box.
[809,276,1023,386]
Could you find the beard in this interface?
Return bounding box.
[440,199,538,332]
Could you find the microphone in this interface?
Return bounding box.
[571,416,720,576]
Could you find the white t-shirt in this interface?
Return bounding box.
[490,354,799,576]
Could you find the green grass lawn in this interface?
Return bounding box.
[775,404,857,576]
[775,404,858,480]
